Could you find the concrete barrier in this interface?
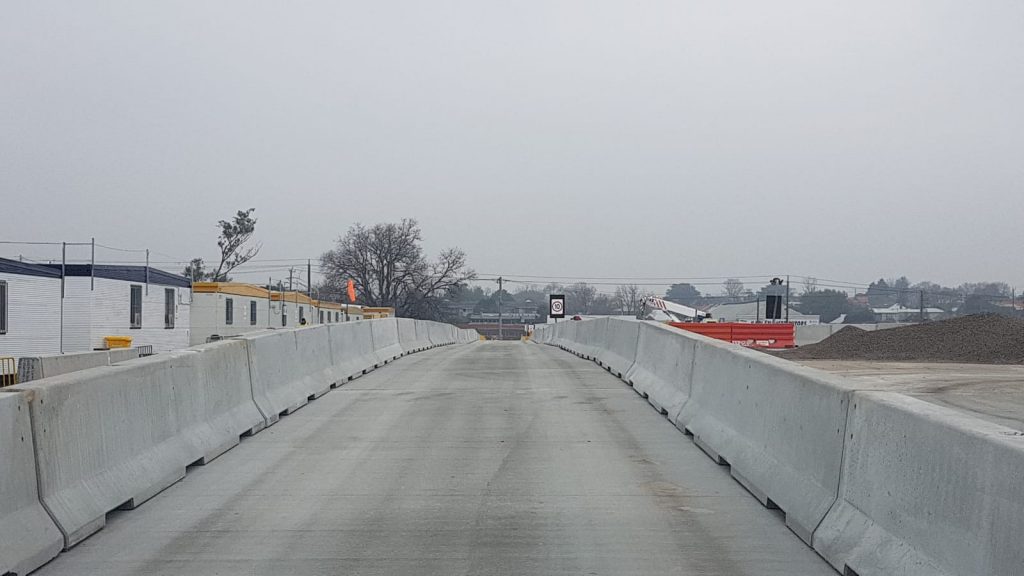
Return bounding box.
[677,336,851,544]
[596,318,640,379]
[573,318,608,360]
[294,326,336,396]
[371,318,402,363]
[541,315,1024,569]
[554,320,578,351]
[397,318,426,354]
[107,348,141,364]
[18,346,265,549]
[623,322,698,419]
[17,354,195,548]
[794,323,914,346]
[327,321,379,385]
[430,319,454,342]
[0,390,63,575]
[245,326,333,424]
[793,324,836,347]
[814,392,1024,576]
[180,340,267,458]
[18,348,144,383]
[17,350,112,382]
[421,320,441,348]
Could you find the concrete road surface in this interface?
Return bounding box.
[34,342,836,576]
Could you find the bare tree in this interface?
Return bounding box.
[722,278,746,299]
[802,276,818,295]
[543,282,564,295]
[564,282,597,314]
[319,219,475,320]
[614,284,650,315]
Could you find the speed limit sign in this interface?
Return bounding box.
[549,294,566,319]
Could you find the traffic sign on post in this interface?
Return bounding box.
[549,294,566,319]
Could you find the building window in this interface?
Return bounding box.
[335,312,340,322]
[130,285,143,328]
[225,298,234,325]
[0,280,7,335]
[282,305,288,327]
[319,310,324,324]
[164,288,175,329]
[299,306,305,322]
[250,300,257,325]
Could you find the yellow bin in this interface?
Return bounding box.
[105,336,133,349]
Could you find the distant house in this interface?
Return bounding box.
[0,258,63,359]
[871,304,945,323]
[51,264,191,353]
[705,300,820,325]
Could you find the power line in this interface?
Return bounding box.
[476,273,780,282]
[93,242,148,253]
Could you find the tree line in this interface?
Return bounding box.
[182,209,1018,323]
[184,212,475,321]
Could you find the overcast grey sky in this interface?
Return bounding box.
[2,1,1022,293]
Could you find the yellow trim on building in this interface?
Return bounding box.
[192,282,271,299]
[361,306,395,319]
[270,291,316,307]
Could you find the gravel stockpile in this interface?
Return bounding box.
[777,314,1024,364]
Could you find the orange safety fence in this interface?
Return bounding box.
[668,322,796,349]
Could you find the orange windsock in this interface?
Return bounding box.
[347,279,356,303]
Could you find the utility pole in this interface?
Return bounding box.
[60,242,66,354]
[145,249,150,295]
[920,290,925,322]
[90,237,95,290]
[785,275,790,323]
[497,276,503,341]
[288,268,294,291]
[306,259,312,301]
[279,280,286,326]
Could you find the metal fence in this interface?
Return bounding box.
[0,356,17,387]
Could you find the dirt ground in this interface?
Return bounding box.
[775,314,1024,364]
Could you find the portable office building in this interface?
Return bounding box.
[314,300,364,323]
[190,282,275,345]
[362,306,394,319]
[270,291,317,328]
[54,264,191,353]
[0,258,63,360]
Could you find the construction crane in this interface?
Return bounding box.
[637,296,711,323]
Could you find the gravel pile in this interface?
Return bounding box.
[777,314,1024,364]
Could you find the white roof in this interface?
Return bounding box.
[871,304,944,314]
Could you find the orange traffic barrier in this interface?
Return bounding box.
[668,322,795,349]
